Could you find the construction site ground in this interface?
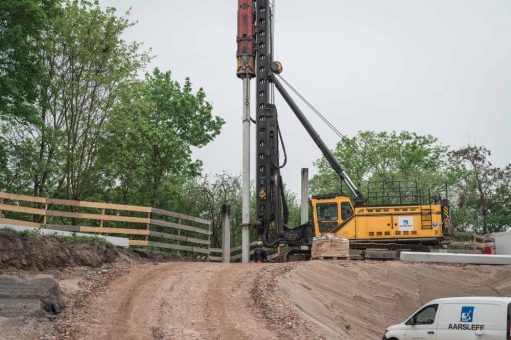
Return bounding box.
[44,261,511,339]
[2,231,511,339]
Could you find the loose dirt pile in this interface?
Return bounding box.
[0,230,119,270]
[276,260,511,339]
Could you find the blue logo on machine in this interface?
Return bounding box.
[460,306,474,322]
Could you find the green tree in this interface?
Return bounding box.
[174,174,241,249]
[0,0,60,123]
[283,187,301,227]
[100,69,224,207]
[310,131,448,198]
[1,0,148,200]
[447,146,511,234]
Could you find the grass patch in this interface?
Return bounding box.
[0,227,39,239]
[54,232,113,247]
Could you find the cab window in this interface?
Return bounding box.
[408,304,438,325]
[341,202,353,220]
[317,203,338,222]
[316,203,338,233]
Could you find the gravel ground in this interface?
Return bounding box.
[3,252,511,340]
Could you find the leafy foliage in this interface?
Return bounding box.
[310,131,448,197]
[101,69,224,207]
[170,174,242,249]
[0,1,224,217]
[447,146,511,233]
[0,0,60,123]
[1,0,149,201]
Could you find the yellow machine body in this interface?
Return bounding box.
[310,195,444,243]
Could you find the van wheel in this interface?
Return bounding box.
[388,338,399,340]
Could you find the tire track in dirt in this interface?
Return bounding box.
[206,264,277,340]
[83,262,188,339]
[75,262,278,340]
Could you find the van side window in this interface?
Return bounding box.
[409,304,438,325]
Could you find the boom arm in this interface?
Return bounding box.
[272,75,365,203]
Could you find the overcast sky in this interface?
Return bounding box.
[102,0,511,193]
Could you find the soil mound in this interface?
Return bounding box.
[0,231,119,270]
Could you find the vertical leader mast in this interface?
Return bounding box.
[254,0,284,247]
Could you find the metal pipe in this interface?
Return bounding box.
[301,168,309,224]
[241,77,250,263]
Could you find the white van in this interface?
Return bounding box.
[383,297,511,340]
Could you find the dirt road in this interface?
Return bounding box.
[67,261,511,340]
[75,262,291,340]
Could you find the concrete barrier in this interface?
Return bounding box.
[400,251,511,265]
[492,231,511,255]
[0,224,129,248]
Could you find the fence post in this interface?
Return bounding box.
[42,200,48,228]
[98,208,105,235]
[222,204,231,263]
[207,220,212,261]
[145,211,151,242]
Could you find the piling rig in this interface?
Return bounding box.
[236,0,452,262]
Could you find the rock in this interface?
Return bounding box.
[0,275,64,317]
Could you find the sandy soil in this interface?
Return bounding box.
[6,231,509,339]
[69,262,290,340]
[21,260,511,340]
[277,260,511,339]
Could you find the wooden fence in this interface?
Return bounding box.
[0,191,211,258]
[449,232,495,254]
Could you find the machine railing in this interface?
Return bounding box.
[357,181,449,207]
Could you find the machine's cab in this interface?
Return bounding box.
[310,193,354,236]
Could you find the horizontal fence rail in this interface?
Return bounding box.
[0,191,211,259]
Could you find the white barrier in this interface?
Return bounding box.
[400,251,511,265]
[0,224,129,248]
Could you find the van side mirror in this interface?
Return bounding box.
[406,318,415,326]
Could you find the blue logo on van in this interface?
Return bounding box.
[460,306,474,322]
